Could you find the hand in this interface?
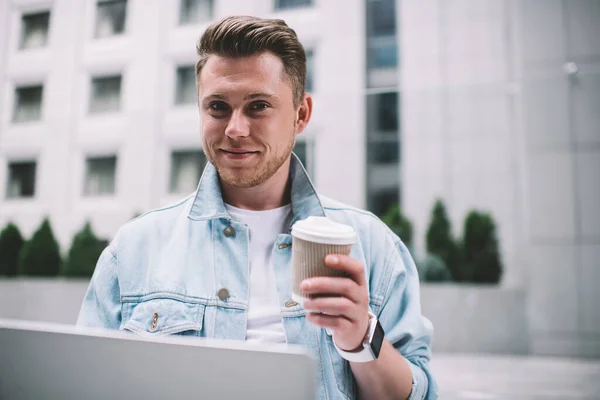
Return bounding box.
[300,254,370,352]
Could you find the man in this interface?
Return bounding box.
[78,16,437,400]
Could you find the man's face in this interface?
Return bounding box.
[198,52,307,188]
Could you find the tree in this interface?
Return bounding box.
[63,222,105,278]
[381,203,413,248]
[0,223,25,277]
[462,211,503,284]
[417,254,453,283]
[18,218,62,277]
[426,200,461,281]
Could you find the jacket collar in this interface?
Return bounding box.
[188,153,325,229]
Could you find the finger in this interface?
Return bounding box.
[306,312,353,330]
[324,254,366,286]
[303,297,360,320]
[300,277,362,303]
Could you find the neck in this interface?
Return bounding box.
[220,159,292,211]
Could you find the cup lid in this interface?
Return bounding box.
[291,216,356,245]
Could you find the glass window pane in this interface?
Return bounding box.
[85,156,117,196]
[95,0,127,38]
[294,141,307,166]
[368,187,399,218]
[293,140,315,178]
[20,11,50,50]
[180,0,213,25]
[275,0,312,10]
[367,92,399,136]
[13,85,43,122]
[368,141,399,164]
[175,66,197,105]
[368,37,398,68]
[306,49,314,93]
[367,0,396,37]
[170,150,206,193]
[378,92,398,132]
[6,161,37,198]
[90,75,122,113]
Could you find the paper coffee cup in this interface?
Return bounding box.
[291,216,357,303]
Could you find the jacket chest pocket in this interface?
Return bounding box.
[120,298,205,337]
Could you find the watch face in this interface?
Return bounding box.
[370,321,385,359]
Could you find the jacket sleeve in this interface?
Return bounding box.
[373,231,439,400]
[76,244,122,329]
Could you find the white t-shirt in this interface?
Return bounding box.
[225,203,293,344]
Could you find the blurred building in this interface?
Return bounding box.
[0,0,368,249]
[400,0,600,357]
[0,0,598,357]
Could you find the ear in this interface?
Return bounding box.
[295,93,313,134]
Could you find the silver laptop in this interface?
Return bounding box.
[0,319,316,400]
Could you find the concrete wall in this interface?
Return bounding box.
[515,0,600,359]
[421,285,528,355]
[400,0,600,358]
[0,279,529,355]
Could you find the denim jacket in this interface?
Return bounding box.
[77,155,438,400]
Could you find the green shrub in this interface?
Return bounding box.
[62,222,105,278]
[462,211,503,284]
[0,223,25,277]
[417,254,453,282]
[381,203,413,248]
[18,218,61,277]
[426,200,461,281]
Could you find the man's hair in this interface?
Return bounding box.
[196,16,307,107]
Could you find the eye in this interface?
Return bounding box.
[209,101,229,111]
[248,102,269,111]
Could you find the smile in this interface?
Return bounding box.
[220,149,259,160]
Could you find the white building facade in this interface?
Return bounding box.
[0,0,367,250]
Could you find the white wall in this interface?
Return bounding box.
[0,279,530,355]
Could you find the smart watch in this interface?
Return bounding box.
[333,312,384,363]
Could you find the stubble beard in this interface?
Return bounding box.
[205,125,297,189]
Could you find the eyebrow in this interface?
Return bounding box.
[202,92,278,102]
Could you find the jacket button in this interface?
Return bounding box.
[217,288,230,301]
[223,225,235,237]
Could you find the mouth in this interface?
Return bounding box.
[219,148,259,160]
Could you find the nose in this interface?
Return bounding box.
[224,109,250,139]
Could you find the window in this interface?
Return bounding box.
[367,0,396,37]
[366,0,398,69]
[20,11,50,49]
[367,92,398,133]
[305,49,314,92]
[366,91,401,217]
[368,141,399,164]
[175,65,196,105]
[180,0,212,25]
[367,37,398,68]
[6,161,37,199]
[95,0,127,38]
[293,140,315,178]
[368,188,399,219]
[275,0,312,10]
[90,75,122,113]
[366,92,400,164]
[13,85,43,122]
[170,150,206,194]
[85,156,117,196]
